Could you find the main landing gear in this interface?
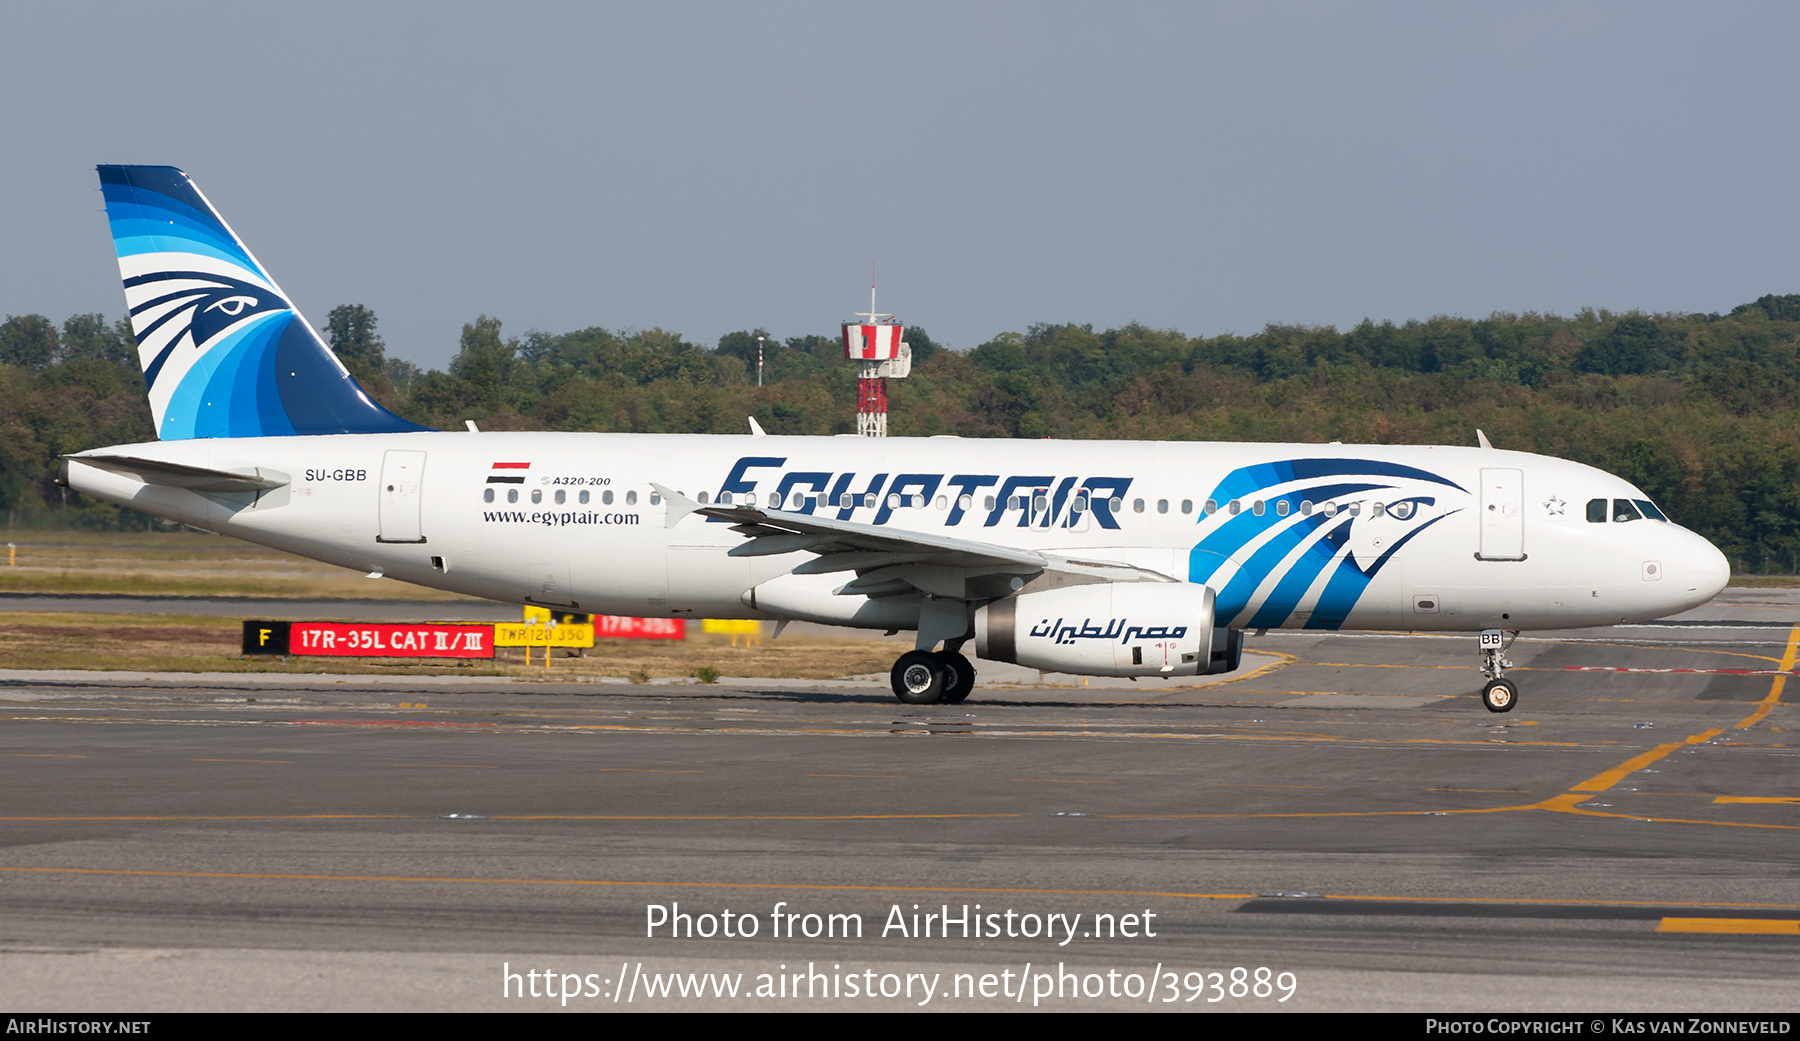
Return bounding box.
[890,649,977,705]
[1479,628,1519,713]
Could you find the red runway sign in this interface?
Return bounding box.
[596,616,686,640]
[244,621,494,658]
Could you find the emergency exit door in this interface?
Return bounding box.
[1477,467,1524,560]
[377,450,427,543]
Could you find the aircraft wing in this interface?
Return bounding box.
[653,484,1166,600]
[63,454,288,493]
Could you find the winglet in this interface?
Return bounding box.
[748,416,767,436]
[1476,429,1494,450]
[652,483,702,528]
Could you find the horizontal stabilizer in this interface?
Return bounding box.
[64,454,287,493]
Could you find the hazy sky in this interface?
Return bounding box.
[3,2,1796,370]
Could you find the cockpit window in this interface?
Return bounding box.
[1586,498,1607,523]
[1634,499,1668,521]
[1612,498,1643,522]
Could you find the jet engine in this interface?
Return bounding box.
[974,583,1241,677]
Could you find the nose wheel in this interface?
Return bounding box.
[1478,628,1519,713]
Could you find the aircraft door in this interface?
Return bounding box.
[1477,467,1524,561]
[377,450,427,543]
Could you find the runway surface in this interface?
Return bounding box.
[2,589,1797,1011]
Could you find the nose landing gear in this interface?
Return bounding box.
[1479,628,1519,713]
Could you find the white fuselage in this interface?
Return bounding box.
[65,432,1730,636]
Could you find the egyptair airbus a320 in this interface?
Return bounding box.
[60,166,1731,711]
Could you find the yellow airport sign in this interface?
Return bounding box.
[702,619,762,634]
[493,623,595,648]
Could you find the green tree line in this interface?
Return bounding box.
[3,296,1799,573]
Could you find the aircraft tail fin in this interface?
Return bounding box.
[96,165,427,439]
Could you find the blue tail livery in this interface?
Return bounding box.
[97,165,426,439]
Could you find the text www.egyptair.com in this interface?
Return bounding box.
[504,962,1297,1007]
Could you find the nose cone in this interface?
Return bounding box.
[1680,529,1731,608]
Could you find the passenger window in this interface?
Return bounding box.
[1181,499,1193,515]
[841,493,854,508]
[960,494,973,511]
[1275,500,1289,517]
[1371,501,1384,517]
[887,493,901,509]
[1204,499,1218,514]
[531,489,542,504]
[936,495,948,510]
[483,488,494,503]
[1635,499,1668,521]
[1586,498,1607,523]
[1300,501,1313,516]
[698,491,710,505]
[1033,495,1048,511]
[1109,497,1122,515]
[1613,499,1643,523]
[1323,502,1337,517]
[1133,499,1145,513]
[984,496,996,510]
[769,493,781,508]
[863,493,876,508]
[1251,500,1265,516]
[719,491,733,505]
[1072,494,1087,513]
[554,489,565,505]
[507,489,518,504]
[1348,502,1361,517]
[745,492,756,506]
[1157,499,1169,514]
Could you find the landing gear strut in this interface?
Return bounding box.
[1479,628,1518,713]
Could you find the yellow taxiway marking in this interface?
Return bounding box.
[1657,918,1800,935]
[191,758,292,764]
[0,866,1253,902]
[394,763,496,768]
[1714,796,1800,805]
[7,865,1799,918]
[1735,624,1799,730]
[1518,627,1798,830]
[0,815,404,821]
[1569,731,1723,793]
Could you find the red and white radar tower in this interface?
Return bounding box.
[841,277,911,437]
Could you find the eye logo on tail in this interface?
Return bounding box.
[98,165,425,440]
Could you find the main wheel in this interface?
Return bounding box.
[937,652,976,704]
[1481,677,1518,713]
[892,651,946,705]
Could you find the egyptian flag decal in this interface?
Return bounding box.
[487,462,530,485]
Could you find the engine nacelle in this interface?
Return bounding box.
[975,583,1239,677]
